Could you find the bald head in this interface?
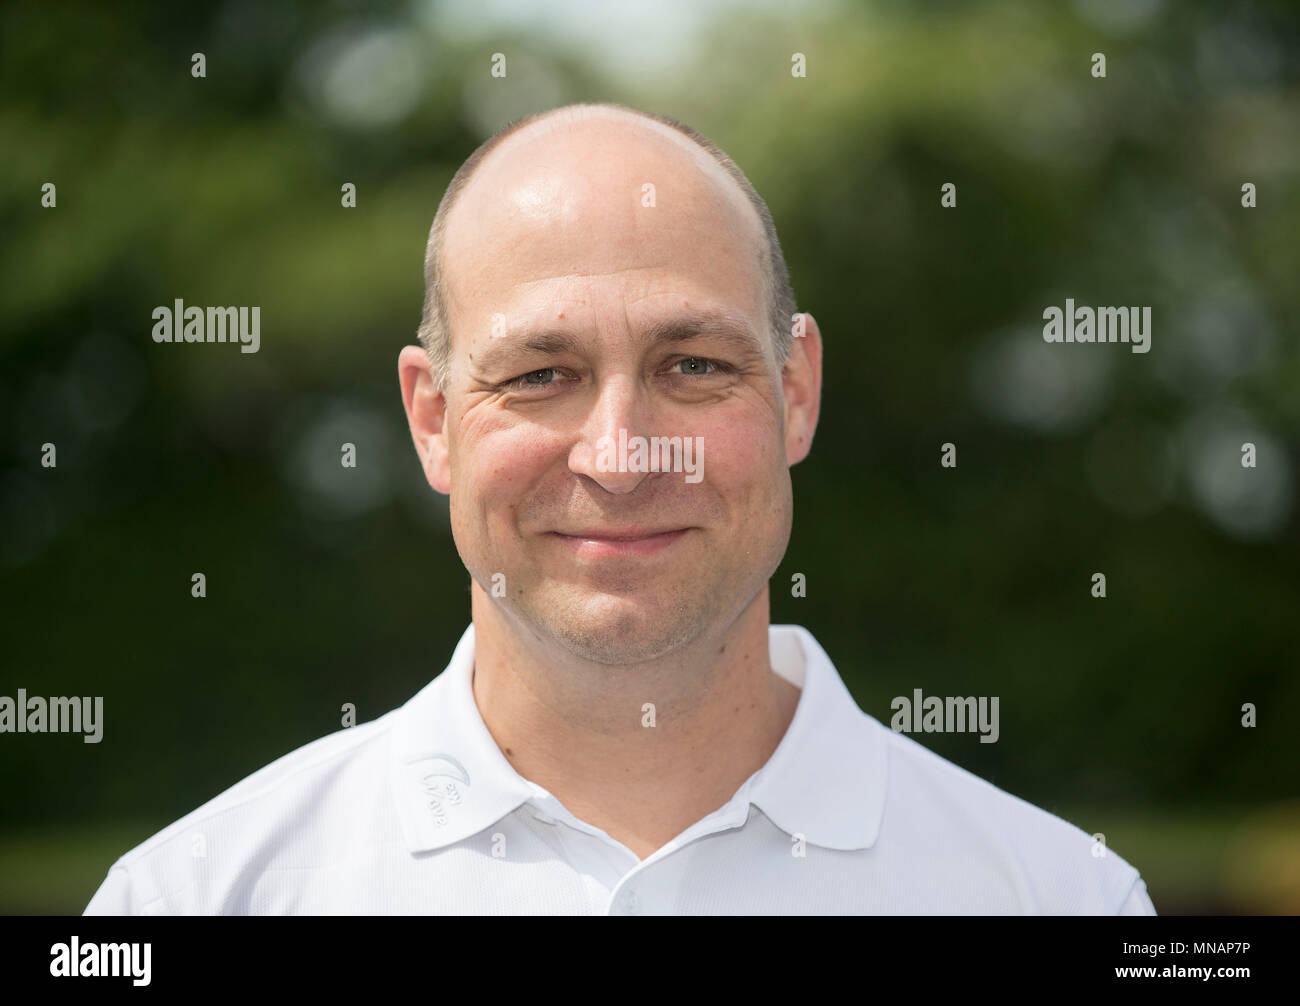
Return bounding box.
[417,102,796,391]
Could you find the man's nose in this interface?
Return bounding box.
[567,374,656,495]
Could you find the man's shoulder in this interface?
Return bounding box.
[868,715,1153,914]
[86,709,402,914]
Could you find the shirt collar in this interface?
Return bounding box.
[744,624,887,850]
[390,623,886,854]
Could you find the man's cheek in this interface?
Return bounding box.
[484,430,556,482]
[690,430,766,486]
[463,450,532,501]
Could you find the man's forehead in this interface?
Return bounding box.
[441,107,764,264]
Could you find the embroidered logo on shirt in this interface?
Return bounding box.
[408,754,470,828]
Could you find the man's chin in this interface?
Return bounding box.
[526,591,707,666]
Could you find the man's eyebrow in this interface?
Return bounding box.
[639,313,766,354]
[474,313,765,372]
[471,330,579,373]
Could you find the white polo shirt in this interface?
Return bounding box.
[84,623,1155,915]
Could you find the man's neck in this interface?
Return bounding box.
[468,585,802,860]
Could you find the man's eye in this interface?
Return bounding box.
[505,368,556,389]
[676,361,728,379]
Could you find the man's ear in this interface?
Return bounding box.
[398,345,452,494]
[782,312,822,465]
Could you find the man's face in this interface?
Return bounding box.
[412,112,818,665]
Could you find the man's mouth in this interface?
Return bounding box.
[548,528,691,558]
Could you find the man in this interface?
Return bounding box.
[85,102,1154,915]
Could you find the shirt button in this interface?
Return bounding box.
[623,890,640,914]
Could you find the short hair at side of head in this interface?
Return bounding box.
[416,102,797,392]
